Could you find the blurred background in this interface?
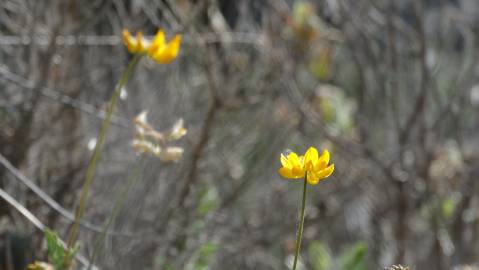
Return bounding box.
[1,0,479,269]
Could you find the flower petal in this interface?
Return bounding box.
[317,164,334,179]
[315,149,330,171]
[148,29,166,55]
[288,152,301,167]
[304,147,318,170]
[280,153,292,169]
[123,29,138,53]
[136,32,145,51]
[278,167,295,179]
[289,153,306,176]
[165,35,181,57]
[307,171,320,185]
[152,35,181,64]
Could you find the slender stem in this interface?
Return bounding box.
[292,176,308,270]
[87,158,146,270]
[67,54,142,249]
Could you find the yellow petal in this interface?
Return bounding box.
[288,152,305,176]
[292,167,305,177]
[288,152,301,167]
[315,149,330,171]
[299,155,304,164]
[151,49,170,64]
[136,32,143,51]
[148,29,166,54]
[166,34,181,57]
[122,29,131,44]
[123,29,138,53]
[306,171,320,185]
[278,167,295,178]
[304,147,318,170]
[280,153,292,169]
[317,164,334,179]
[152,34,181,64]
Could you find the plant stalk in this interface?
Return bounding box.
[87,158,146,269]
[292,176,308,270]
[67,54,142,249]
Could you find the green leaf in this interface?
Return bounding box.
[339,242,367,270]
[44,229,79,270]
[441,197,455,219]
[308,241,331,270]
[194,242,218,270]
[197,185,219,216]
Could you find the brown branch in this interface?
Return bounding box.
[399,1,429,145]
[177,50,222,208]
[387,1,401,135]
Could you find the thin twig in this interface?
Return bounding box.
[0,65,130,128]
[0,152,136,237]
[0,33,266,46]
[0,187,98,270]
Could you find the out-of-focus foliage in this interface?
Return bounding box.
[197,185,219,216]
[339,242,367,270]
[306,240,368,270]
[308,241,331,270]
[191,242,218,270]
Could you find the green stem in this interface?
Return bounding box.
[87,158,146,270]
[292,176,308,270]
[67,54,142,249]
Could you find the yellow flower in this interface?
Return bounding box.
[278,151,306,179]
[122,29,150,54]
[278,147,334,185]
[303,147,334,185]
[148,30,182,64]
[122,28,182,64]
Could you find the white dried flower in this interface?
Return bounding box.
[160,146,184,162]
[131,112,186,162]
[388,265,410,270]
[168,118,187,141]
[133,110,151,135]
[132,139,161,157]
[134,110,148,124]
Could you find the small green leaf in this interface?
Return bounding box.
[441,197,455,219]
[308,241,331,270]
[194,242,218,270]
[197,185,219,216]
[339,242,368,270]
[43,229,79,270]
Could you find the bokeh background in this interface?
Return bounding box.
[1,0,479,269]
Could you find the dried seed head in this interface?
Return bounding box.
[132,111,186,162]
[160,146,184,162]
[167,118,187,141]
[388,265,410,270]
[132,139,161,157]
[27,261,54,270]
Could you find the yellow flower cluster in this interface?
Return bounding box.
[278,147,334,185]
[122,29,181,64]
